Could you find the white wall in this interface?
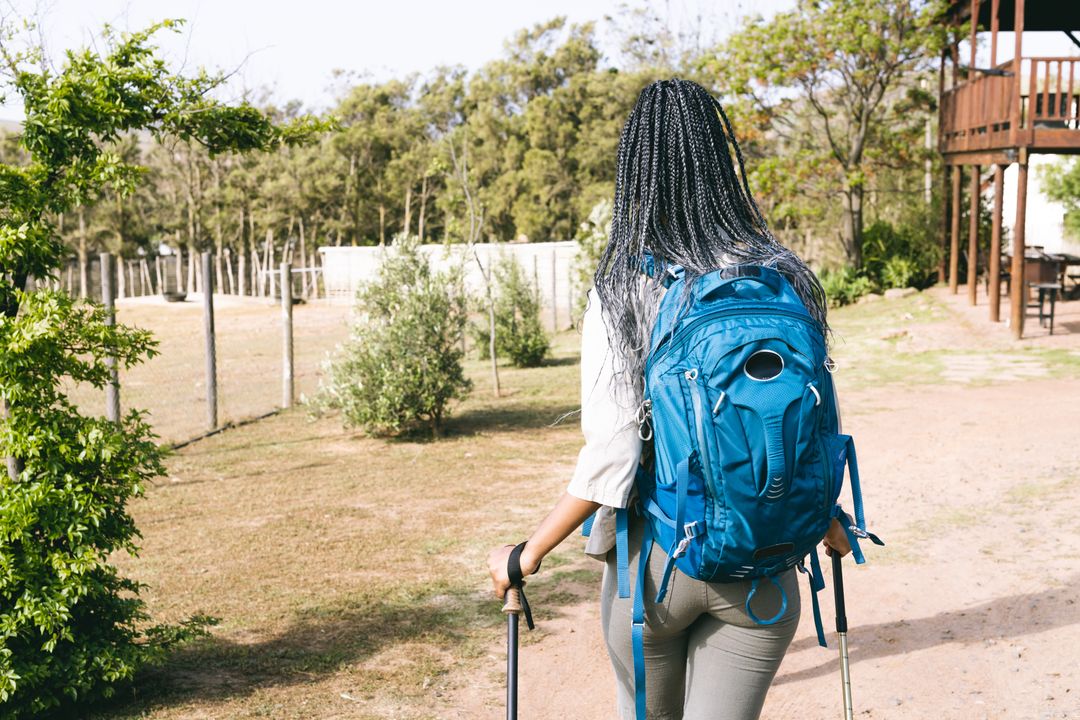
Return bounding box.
[1002,155,1080,256]
[318,241,582,329]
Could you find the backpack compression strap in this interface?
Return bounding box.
[631,519,654,720]
[506,542,537,630]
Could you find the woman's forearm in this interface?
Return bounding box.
[520,492,601,574]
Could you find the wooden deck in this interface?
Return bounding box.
[941,56,1080,162]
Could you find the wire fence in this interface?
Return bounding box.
[61,252,351,447]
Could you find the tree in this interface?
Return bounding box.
[709,0,947,266]
[0,20,320,716]
[1041,158,1080,239]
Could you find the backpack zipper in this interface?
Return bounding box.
[649,304,818,371]
[685,370,716,490]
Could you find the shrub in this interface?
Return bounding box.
[0,22,309,717]
[881,255,918,290]
[861,219,941,290]
[820,266,874,307]
[317,237,471,438]
[472,254,550,368]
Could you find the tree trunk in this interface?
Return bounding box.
[174,233,184,291]
[264,229,274,297]
[298,216,308,298]
[238,251,247,297]
[187,244,197,294]
[403,185,413,238]
[418,174,429,243]
[77,205,89,298]
[840,185,864,267]
[224,248,235,294]
[379,204,386,246]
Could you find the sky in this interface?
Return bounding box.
[0,0,798,121]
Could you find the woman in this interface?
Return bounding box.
[488,78,851,720]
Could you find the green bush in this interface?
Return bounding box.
[0,22,307,717]
[820,266,874,307]
[861,219,941,290]
[881,255,918,290]
[317,237,471,438]
[472,254,550,368]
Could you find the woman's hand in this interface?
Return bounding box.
[488,544,517,599]
[488,543,543,599]
[823,517,852,557]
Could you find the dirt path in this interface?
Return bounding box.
[451,376,1080,720]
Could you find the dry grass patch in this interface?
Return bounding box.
[95,333,595,719]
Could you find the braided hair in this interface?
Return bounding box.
[593,78,828,397]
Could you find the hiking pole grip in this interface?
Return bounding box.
[502,587,522,615]
[831,551,847,633]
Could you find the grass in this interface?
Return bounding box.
[828,291,1080,389]
[96,331,592,720]
[68,296,352,446]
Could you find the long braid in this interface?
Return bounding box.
[593,79,828,399]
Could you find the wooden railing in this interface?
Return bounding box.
[1023,57,1080,129]
[940,56,1080,155]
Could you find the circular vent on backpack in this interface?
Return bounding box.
[744,350,784,381]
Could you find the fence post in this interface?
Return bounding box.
[550,248,558,332]
[281,262,294,408]
[203,252,218,430]
[100,252,120,423]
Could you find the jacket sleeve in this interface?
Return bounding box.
[565,290,642,508]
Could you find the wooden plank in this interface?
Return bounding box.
[101,253,119,423]
[950,166,962,294]
[281,262,294,408]
[203,252,217,430]
[1056,61,1064,119]
[1010,157,1029,339]
[989,164,1005,323]
[942,150,1014,166]
[990,0,1000,65]
[968,165,981,305]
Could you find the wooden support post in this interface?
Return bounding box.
[939,166,950,283]
[990,0,1000,66]
[968,164,981,305]
[281,262,294,408]
[1010,157,1029,339]
[203,252,218,430]
[100,252,120,423]
[949,165,962,293]
[989,164,1005,322]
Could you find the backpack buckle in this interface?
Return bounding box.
[673,521,700,558]
[636,400,653,441]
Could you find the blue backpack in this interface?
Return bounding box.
[591,263,882,720]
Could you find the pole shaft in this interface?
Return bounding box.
[507,613,519,720]
[833,552,853,719]
[203,252,217,430]
[100,253,120,423]
[281,262,294,408]
[839,632,854,720]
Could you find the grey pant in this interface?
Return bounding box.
[601,516,800,720]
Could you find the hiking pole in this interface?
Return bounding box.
[832,551,854,720]
[502,586,522,720]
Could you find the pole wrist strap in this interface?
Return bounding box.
[507,541,538,630]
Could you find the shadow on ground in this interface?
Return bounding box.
[776,574,1080,686]
[92,567,599,718]
[445,400,580,437]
